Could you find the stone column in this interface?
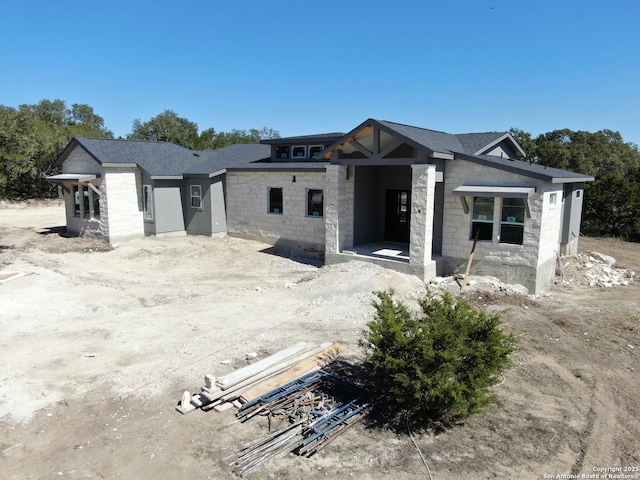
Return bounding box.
[325,164,345,255]
[410,164,437,280]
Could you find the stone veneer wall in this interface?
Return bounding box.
[102,167,144,243]
[441,159,563,293]
[225,170,327,251]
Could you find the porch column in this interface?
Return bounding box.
[325,164,347,255]
[410,164,437,280]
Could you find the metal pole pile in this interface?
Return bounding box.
[225,370,373,477]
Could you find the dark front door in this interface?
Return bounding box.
[385,190,410,242]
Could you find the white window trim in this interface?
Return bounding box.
[291,145,307,158]
[190,185,202,209]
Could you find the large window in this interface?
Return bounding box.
[92,189,100,219]
[143,185,153,220]
[73,185,100,219]
[190,185,202,209]
[307,189,323,217]
[471,197,494,241]
[73,186,81,218]
[500,198,525,244]
[268,187,283,214]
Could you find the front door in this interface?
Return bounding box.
[385,190,410,242]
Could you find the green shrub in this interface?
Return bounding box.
[360,290,517,425]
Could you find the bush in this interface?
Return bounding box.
[360,290,517,425]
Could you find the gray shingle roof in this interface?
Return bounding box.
[455,132,509,155]
[260,133,346,145]
[454,152,595,183]
[62,138,272,177]
[376,120,466,154]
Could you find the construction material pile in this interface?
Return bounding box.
[225,370,373,477]
[175,342,373,477]
[556,251,636,287]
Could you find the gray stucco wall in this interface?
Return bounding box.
[209,175,227,235]
[184,176,212,235]
[154,179,185,234]
[560,183,585,255]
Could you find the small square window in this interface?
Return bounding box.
[190,185,202,209]
[307,189,323,217]
[309,145,324,158]
[291,146,306,158]
[576,190,581,198]
[275,146,289,159]
[550,192,557,206]
[268,187,283,214]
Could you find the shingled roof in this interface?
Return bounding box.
[57,138,271,177]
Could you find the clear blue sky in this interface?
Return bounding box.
[2,0,638,144]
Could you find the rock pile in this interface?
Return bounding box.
[556,251,636,287]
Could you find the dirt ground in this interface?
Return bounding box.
[0,200,638,480]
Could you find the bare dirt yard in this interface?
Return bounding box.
[1,200,638,480]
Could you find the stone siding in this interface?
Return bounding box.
[226,171,326,250]
[102,167,144,243]
[441,159,560,292]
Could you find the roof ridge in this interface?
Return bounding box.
[77,136,188,147]
[377,119,452,136]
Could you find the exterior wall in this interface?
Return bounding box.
[441,158,560,293]
[209,175,227,236]
[560,183,585,255]
[61,147,101,175]
[102,167,145,243]
[183,177,212,235]
[536,185,565,292]
[153,179,185,235]
[226,170,327,251]
[61,146,107,240]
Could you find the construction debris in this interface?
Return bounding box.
[555,252,636,287]
[175,342,343,414]
[175,342,372,477]
[225,370,373,477]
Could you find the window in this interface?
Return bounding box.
[307,189,323,217]
[190,185,202,209]
[268,187,283,214]
[550,192,557,205]
[291,145,306,158]
[471,197,494,240]
[275,146,289,159]
[143,185,153,220]
[73,186,81,217]
[500,198,525,245]
[309,145,324,158]
[83,188,91,219]
[92,188,100,219]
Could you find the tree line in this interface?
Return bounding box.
[0,99,279,199]
[1,99,639,241]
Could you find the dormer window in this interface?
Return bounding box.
[291,146,306,158]
[275,146,290,159]
[309,145,324,158]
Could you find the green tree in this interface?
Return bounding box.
[128,110,280,150]
[360,290,517,425]
[0,99,112,199]
[509,127,537,162]
[532,128,640,240]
